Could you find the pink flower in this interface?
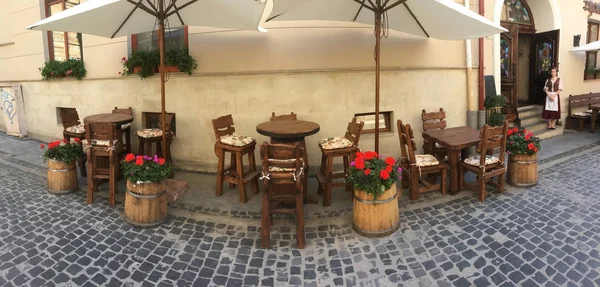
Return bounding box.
[66,70,72,75]
[122,57,126,61]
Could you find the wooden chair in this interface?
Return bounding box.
[397,120,448,200]
[84,122,120,206]
[270,112,297,121]
[260,142,305,249]
[112,107,133,154]
[137,113,174,163]
[316,118,364,206]
[421,108,448,160]
[212,114,260,203]
[60,109,87,177]
[458,122,508,202]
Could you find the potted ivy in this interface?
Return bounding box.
[484,95,506,124]
[164,47,198,75]
[506,127,541,187]
[120,49,159,79]
[346,151,402,238]
[39,59,86,80]
[41,138,84,194]
[122,153,172,227]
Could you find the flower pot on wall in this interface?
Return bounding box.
[507,153,538,187]
[353,183,400,238]
[124,179,168,227]
[47,160,78,194]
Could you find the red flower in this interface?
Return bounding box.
[364,151,377,160]
[523,129,527,134]
[513,127,518,133]
[355,159,365,170]
[527,143,535,150]
[525,135,531,141]
[135,157,144,166]
[62,138,68,143]
[379,169,390,180]
[122,57,126,61]
[507,129,513,136]
[364,169,371,175]
[534,147,538,153]
[40,144,45,149]
[355,152,364,159]
[158,158,165,165]
[527,132,533,137]
[385,165,392,172]
[125,153,135,163]
[385,157,395,166]
[73,138,81,143]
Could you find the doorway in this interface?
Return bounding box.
[497,0,559,123]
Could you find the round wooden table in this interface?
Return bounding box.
[83,113,133,126]
[257,120,320,204]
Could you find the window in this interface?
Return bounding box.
[585,22,599,80]
[501,0,532,25]
[354,111,392,134]
[132,27,188,51]
[46,0,82,61]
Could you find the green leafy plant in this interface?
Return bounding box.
[165,47,198,75]
[507,127,541,156]
[120,49,160,79]
[40,139,84,164]
[345,151,401,200]
[121,153,172,183]
[39,59,86,80]
[484,95,507,109]
[488,112,506,127]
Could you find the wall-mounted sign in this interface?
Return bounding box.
[584,0,600,16]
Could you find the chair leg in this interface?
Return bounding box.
[108,153,116,206]
[296,190,305,249]
[229,153,237,189]
[498,172,505,193]
[215,148,225,197]
[248,150,259,194]
[235,152,247,203]
[409,167,419,201]
[317,154,326,195]
[124,129,132,154]
[323,156,334,207]
[77,140,87,178]
[138,138,144,155]
[478,172,486,202]
[156,141,163,158]
[261,189,271,249]
[86,151,94,204]
[441,167,447,195]
[401,168,409,189]
[343,155,351,192]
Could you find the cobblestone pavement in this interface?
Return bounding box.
[2,144,600,287]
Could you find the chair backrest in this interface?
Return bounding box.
[397,120,417,165]
[158,113,174,133]
[477,121,509,167]
[421,108,447,132]
[261,142,304,173]
[271,112,297,121]
[60,109,81,129]
[112,106,133,116]
[84,122,117,144]
[212,114,236,140]
[344,118,365,146]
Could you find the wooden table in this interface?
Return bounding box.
[256,120,320,203]
[590,104,600,133]
[423,126,481,193]
[84,113,133,126]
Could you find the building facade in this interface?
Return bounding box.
[0,0,599,171]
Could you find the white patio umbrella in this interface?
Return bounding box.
[266,0,506,153]
[27,0,267,157]
[571,40,600,52]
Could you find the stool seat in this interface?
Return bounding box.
[137,128,165,138]
[66,123,85,134]
[219,134,255,147]
[319,137,353,150]
[137,113,173,164]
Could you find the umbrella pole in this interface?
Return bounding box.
[374,12,382,154]
[159,20,167,161]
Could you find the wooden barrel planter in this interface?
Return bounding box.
[47,160,78,194]
[124,180,168,227]
[353,183,400,238]
[508,153,539,187]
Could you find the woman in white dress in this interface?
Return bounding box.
[541,67,562,130]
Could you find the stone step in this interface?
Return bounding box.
[518,105,544,119]
[521,116,546,127]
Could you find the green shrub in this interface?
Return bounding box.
[39,59,86,80]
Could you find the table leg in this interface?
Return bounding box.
[447,149,460,194]
[591,109,598,133]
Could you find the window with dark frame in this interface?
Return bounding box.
[585,21,599,80]
[46,0,83,61]
[132,27,189,51]
[354,111,392,134]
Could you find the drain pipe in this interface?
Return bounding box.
[477,0,486,129]
[465,0,477,155]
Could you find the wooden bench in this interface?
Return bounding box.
[567,93,600,131]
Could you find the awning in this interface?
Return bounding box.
[571,40,600,52]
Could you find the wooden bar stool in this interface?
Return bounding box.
[137,113,174,162]
[60,109,87,177]
[397,120,447,200]
[421,108,448,160]
[316,118,364,206]
[212,114,260,203]
[84,122,120,205]
[112,106,133,154]
[260,142,305,249]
